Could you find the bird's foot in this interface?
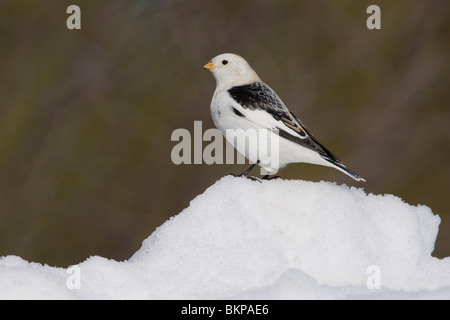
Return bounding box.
[229,173,262,182]
[262,175,282,180]
[248,176,262,182]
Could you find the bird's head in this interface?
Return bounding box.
[203,53,260,88]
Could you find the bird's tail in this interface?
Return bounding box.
[322,157,366,182]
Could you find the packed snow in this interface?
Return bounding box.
[1,176,450,299]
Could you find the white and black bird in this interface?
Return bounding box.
[203,53,365,182]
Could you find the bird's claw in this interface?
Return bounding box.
[262,175,282,180]
[228,173,262,183]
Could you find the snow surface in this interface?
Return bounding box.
[1,176,450,299]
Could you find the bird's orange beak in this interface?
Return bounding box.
[203,61,215,70]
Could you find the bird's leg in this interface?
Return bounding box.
[240,161,260,177]
[230,160,260,179]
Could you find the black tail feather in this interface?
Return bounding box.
[322,156,365,182]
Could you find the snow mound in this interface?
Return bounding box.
[1,176,450,299]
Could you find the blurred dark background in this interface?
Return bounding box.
[0,0,448,266]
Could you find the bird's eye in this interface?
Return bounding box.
[222,60,228,65]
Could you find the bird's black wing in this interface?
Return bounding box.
[227,81,341,163]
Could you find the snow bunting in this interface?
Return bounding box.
[203,53,365,182]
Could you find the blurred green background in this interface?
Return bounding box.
[0,0,448,266]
